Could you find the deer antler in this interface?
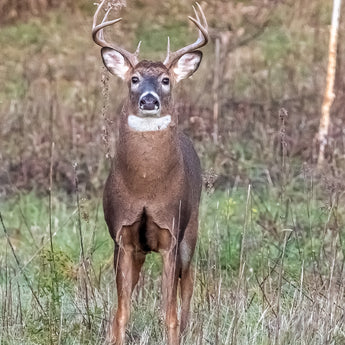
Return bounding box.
[92,0,140,67]
[163,3,209,68]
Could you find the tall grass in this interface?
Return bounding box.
[1,169,345,344]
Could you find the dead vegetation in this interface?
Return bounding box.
[0,0,345,192]
[0,0,78,24]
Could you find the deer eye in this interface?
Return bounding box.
[162,78,170,86]
[131,76,139,84]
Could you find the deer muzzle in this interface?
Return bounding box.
[139,92,161,116]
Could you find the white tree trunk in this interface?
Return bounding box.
[317,0,342,167]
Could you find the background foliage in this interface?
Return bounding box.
[1,0,345,344]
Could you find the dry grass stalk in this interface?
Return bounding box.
[94,0,126,13]
[0,212,46,315]
[212,38,220,144]
[101,67,112,159]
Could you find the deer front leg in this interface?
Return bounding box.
[109,242,145,345]
[161,249,180,345]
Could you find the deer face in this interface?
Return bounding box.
[130,61,170,118]
[101,49,202,119]
[93,0,208,131]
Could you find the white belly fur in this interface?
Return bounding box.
[128,114,171,132]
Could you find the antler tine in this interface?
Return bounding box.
[194,3,208,41]
[166,36,171,57]
[196,2,208,30]
[164,3,209,68]
[97,7,112,42]
[92,0,139,67]
[134,41,142,57]
[192,5,200,25]
[92,0,105,29]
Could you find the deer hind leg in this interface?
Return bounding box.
[179,238,196,337]
[109,241,145,345]
[161,249,181,345]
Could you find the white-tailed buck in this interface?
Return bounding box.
[92,1,208,344]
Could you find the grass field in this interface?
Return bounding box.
[1,174,345,344]
[1,0,345,344]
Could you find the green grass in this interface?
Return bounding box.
[1,178,345,344]
[135,19,190,60]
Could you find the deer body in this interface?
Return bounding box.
[104,127,202,244]
[92,2,208,344]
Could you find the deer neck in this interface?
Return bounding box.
[115,115,182,186]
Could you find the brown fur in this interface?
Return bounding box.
[134,60,169,73]
[103,58,202,345]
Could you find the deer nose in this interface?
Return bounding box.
[139,92,160,113]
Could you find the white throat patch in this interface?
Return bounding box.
[128,115,171,132]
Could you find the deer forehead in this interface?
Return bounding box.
[134,60,169,73]
[130,61,170,79]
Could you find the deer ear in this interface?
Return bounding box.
[171,51,202,83]
[101,47,132,80]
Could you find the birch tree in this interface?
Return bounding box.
[317,0,342,166]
